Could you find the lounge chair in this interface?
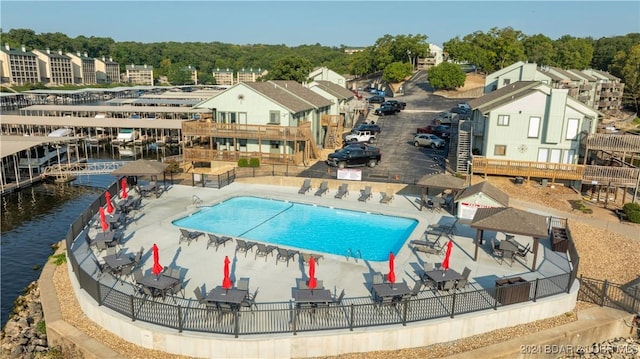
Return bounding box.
[276,247,298,266]
[255,243,276,261]
[298,179,312,194]
[236,239,257,257]
[301,252,324,266]
[207,233,232,251]
[413,241,445,256]
[179,228,204,246]
[314,181,329,196]
[380,191,394,204]
[334,183,349,199]
[358,186,372,202]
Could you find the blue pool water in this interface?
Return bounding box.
[172,196,418,261]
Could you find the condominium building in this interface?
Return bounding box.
[32,49,73,85]
[236,68,267,83]
[125,64,154,85]
[212,68,234,86]
[416,44,444,70]
[95,56,120,84]
[0,44,41,85]
[66,52,96,84]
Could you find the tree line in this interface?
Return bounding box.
[0,27,638,111]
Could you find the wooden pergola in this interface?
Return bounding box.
[111,159,170,197]
[416,173,467,212]
[470,207,549,272]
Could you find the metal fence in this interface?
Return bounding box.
[577,276,640,314]
[63,185,577,337]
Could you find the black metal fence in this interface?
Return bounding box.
[191,169,236,189]
[577,276,640,314]
[63,185,577,337]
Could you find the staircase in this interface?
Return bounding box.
[452,120,472,174]
[299,122,321,160]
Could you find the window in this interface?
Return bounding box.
[270,140,280,149]
[537,148,549,162]
[566,118,579,140]
[497,115,509,126]
[239,139,247,147]
[549,149,562,163]
[494,145,506,156]
[269,111,280,124]
[528,117,541,138]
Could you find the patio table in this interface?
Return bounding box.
[206,286,247,310]
[293,289,332,305]
[137,274,179,298]
[102,253,133,271]
[423,269,463,290]
[93,231,116,245]
[371,282,410,302]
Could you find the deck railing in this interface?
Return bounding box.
[64,185,577,337]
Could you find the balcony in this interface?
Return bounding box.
[183,148,301,165]
[579,84,592,91]
[182,121,307,141]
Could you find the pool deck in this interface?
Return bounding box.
[76,181,571,304]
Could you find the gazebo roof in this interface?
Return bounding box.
[416,173,466,190]
[470,207,549,238]
[456,181,509,207]
[111,160,169,177]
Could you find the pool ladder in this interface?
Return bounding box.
[346,248,362,262]
[192,195,203,207]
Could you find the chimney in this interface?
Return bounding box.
[46,48,51,54]
[77,51,81,57]
[58,49,62,55]
[84,52,88,57]
[21,45,26,52]
[109,57,113,61]
[4,43,10,51]
[144,64,147,68]
[102,56,106,61]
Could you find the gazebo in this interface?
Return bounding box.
[416,173,467,212]
[470,207,549,272]
[111,159,170,197]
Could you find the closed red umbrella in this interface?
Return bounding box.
[307,256,317,290]
[222,256,232,289]
[98,207,109,232]
[442,240,453,271]
[387,252,396,284]
[105,191,114,214]
[151,243,163,276]
[121,177,128,199]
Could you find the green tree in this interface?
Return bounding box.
[553,35,594,69]
[264,55,313,82]
[489,27,526,69]
[523,34,556,66]
[348,48,375,77]
[167,65,192,85]
[611,44,640,113]
[428,62,466,90]
[382,62,412,83]
[592,33,640,74]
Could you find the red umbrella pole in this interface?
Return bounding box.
[387,252,396,284]
[308,256,317,290]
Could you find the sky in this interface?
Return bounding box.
[1,1,639,47]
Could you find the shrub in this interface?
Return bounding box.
[623,202,640,223]
[237,158,249,167]
[49,253,67,266]
[164,159,182,173]
[249,158,260,167]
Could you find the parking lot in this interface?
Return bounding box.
[300,72,473,184]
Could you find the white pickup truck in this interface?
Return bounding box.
[344,129,377,144]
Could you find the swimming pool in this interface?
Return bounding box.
[172,196,418,261]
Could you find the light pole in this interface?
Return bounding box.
[406,50,413,70]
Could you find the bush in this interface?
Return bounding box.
[623,202,640,223]
[164,158,182,173]
[237,158,249,167]
[249,158,260,167]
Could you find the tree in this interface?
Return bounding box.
[592,33,640,74]
[443,27,525,73]
[167,65,192,85]
[382,62,412,83]
[264,55,313,82]
[523,34,556,66]
[428,62,466,90]
[611,44,640,113]
[553,35,594,69]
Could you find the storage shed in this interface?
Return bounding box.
[455,181,509,221]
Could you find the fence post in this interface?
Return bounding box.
[96,280,102,306]
[233,310,239,338]
[533,278,540,302]
[272,164,275,176]
[292,302,297,336]
[494,286,500,310]
[130,295,135,321]
[600,279,609,307]
[451,292,456,318]
[402,300,408,326]
[178,305,183,333]
[632,287,639,313]
[349,304,354,331]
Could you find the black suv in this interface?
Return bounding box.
[327,144,382,168]
[355,123,382,134]
[383,100,406,111]
[374,105,397,116]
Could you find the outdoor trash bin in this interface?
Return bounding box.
[495,277,531,305]
[551,227,569,253]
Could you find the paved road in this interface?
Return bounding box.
[300,71,473,184]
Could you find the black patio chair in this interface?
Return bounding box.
[235,239,257,257]
[276,247,298,266]
[179,228,204,246]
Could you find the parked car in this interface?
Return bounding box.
[450,107,470,114]
[344,129,377,143]
[327,144,381,168]
[367,95,385,104]
[416,124,450,139]
[457,103,471,111]
[413,133,446,148]
[354,123,382,134]
[433,111,456,124]
[382,100,406,111]
[374,105,397,116]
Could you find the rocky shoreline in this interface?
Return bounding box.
[0,281,58,358]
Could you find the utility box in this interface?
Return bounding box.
[495,277,531,305]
